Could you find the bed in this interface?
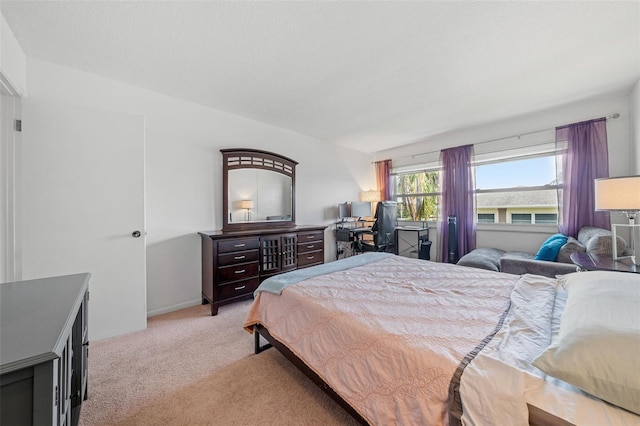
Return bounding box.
[243,253,640,425]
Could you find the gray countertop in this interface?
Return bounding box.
[1,273,90,375]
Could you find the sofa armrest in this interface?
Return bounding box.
[500,257,578,278]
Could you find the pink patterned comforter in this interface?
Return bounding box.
[244,255,519,425]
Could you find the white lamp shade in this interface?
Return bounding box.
[240,200,254,209]
[594,176,640,211]
[360,190,380,202]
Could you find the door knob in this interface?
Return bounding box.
[132,231,142,238]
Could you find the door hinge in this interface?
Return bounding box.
[14,119,21,132]
[54,385,59,406]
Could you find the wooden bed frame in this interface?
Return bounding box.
[253,323,574,426]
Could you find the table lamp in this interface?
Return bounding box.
[595,175,640,264]
[360,190,381,202]
[361,189,381,216]
[240,199,254,221]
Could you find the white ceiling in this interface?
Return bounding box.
[2,1,639,153]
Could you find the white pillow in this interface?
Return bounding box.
[532,271,640,415]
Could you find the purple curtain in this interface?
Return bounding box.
[556,118,609,237]
[439,144,476,262]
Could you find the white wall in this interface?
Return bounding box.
[378,93,632,175]
[24,58,374,320]
[377,93,634,255]
[0,13,26,96]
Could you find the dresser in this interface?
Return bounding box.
[199,225,326,315]
[0,273,90,426]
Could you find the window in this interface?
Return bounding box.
[476,154,558,225]
[535,213,558,224]
[392,149,559,225]
[477,213,495,223]
[507,212,559,225]
[511,213,533,224]
[476,156,556,190]
[393,170,439,221]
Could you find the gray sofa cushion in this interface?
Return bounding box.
[578,226,626,255]
[457,247,505,272]
[556,236,586,264]
[502,251,535,260]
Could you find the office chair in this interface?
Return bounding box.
[357,201,398,253]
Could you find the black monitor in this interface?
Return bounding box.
[351,201,372,219]
[338,202,351,220]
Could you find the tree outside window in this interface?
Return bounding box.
[394,171,439,221]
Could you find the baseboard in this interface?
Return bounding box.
[147,299,202,318]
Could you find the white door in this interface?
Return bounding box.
[21,99,146,340]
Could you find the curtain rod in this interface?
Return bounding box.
[388,112,620,161]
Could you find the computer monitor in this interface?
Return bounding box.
[351,201,372,219]
[338,202,351,220]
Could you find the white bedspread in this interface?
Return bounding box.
[460,274,640,426]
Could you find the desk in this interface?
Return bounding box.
[395,226,430,259]
[570,252,638,274]
[334,221,372,259]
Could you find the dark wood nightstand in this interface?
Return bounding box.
[570,252,638,274]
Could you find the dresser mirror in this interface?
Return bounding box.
[222,149,297,231]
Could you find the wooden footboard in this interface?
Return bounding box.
[253,323,369,425]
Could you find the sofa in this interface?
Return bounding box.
[457,226,628,278]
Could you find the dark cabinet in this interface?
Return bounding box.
[0,273,90,426]
[199,226,326,315]
[260,233,298,279]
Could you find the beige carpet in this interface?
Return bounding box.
[79,300,358,426]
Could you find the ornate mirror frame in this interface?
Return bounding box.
[221,148,297,232]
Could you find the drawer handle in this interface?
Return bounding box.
[307,245,314,249]
[234,285,246,291]
[307,235,315,239]
[235,269,246,274]
[234,255,246,260]
[234,243,246,247]
[307,256,314,260]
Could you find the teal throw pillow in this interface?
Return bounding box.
[534,233,568,261]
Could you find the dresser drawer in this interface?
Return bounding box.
[297,251,323,268]
[218,237,260,254]
[218,249,259,267]
[298,240,323,254]
[218,262,259,282]
[218,277,260,300]
[297,231,323,243]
